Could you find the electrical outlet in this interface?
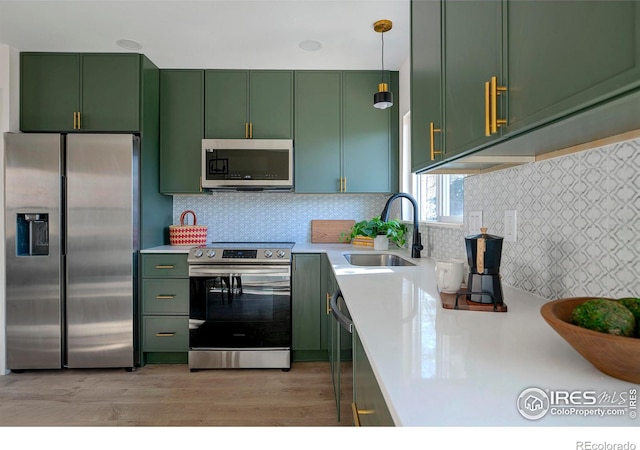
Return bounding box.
[469,211,482,233]
[504,210,517,242]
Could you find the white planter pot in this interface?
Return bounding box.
[373,235,389,250]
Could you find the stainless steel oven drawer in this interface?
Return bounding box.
[189,349,290,370]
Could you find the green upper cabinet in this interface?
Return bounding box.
[443,0,504,159]
[294,70,399,193]
[294,71,342,193]
[410,0,443,172]
[20,52,142,132]
[204,70,248,139]
[505,0,640,136]
[20,53,79,132]
[343,71,398,193]
[159,69,205,194]
[205,70,293,139]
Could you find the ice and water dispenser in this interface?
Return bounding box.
[16,213,49,256]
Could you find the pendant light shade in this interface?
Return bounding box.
[373,19,393,110]
[374,83,393,110]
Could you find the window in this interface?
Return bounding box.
[401,111,465,223]
[414,173,465,222]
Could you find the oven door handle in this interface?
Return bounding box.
[188,265,291,277]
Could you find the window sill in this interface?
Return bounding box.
[420,220,464,229]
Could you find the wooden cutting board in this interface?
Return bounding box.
[311,220,355,243]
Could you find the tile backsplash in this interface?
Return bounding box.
[454,136,640,300]
[173,193,392,243]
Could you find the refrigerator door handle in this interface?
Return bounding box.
[61,174,67,256]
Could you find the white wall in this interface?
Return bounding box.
[0,44,20,375]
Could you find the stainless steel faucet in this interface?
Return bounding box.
[380,192,424,258]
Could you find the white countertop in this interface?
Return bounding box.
[141,242,638,427]
[295,243,638,427]
[140,245,193,253]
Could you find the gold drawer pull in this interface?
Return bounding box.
[351,403,374,427]
[155,265,175,269]
[155,295,176,300]
[326,293,331,314]
[155,332,176,337]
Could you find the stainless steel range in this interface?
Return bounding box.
[187,242,294,370]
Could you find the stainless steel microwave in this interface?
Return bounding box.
[201,139,294,191]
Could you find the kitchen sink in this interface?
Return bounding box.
[343,253,416,267]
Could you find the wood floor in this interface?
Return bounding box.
[0,362,352,427]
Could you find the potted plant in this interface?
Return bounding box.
[343,216,408,250]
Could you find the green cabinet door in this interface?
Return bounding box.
[410,0,443,172]
[205,70,293,139]
[205,70,249,139]
[250,71,294,139]
[506,0,640,135]
[292,254,327,361]
[20,53,142,132]
[159,70,204,194]
[443,0,503,158]
[294,71,342,193]
[20,53,80,132]
[80,54,141,131]
[343,71,397,193]
[353,328,394,426]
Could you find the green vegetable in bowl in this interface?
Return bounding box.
[571,298,636,337]
[618,298,640,337]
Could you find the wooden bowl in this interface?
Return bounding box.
[540,297,640,384]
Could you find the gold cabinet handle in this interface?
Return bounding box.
[351,402,375,426]
[339,177,343,192]
[155,332,176,337]
[249,122,253,139]
[245,122,249,139]
[73,112,77,130]
[326,293,331,314]
[77,111,81,129]
[484,81,491,136]
[343,176,347,192]
[154,265,175,269]
[429,122,442,160]
[490,76,507,134]
[155,295,176,300]
[352,403,361,427]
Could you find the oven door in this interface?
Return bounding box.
[189,265,291,349]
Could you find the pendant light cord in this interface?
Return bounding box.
[380,31,385,83]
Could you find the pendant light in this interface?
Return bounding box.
[373,19,393,110]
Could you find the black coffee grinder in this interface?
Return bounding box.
[464,227,504,306]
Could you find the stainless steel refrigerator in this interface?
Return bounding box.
[5,133,139,370]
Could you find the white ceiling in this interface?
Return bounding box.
[0,0,410,70]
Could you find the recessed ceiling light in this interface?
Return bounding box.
[116,39,142,51]
[299,40,322,52]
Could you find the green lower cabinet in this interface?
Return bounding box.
[352,328,394,426]
[143,316,189,352]
[291,254,328,361]
[140,253,189,365]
